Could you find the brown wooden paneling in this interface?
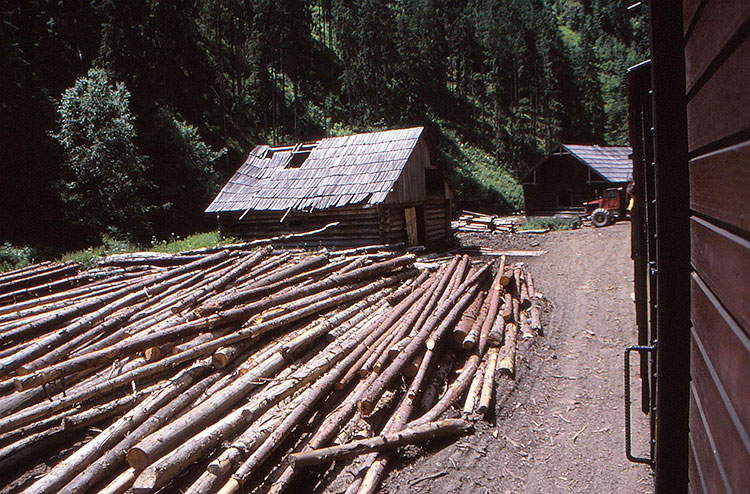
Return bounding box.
[687,34,750,152]
[690,140,750,231]
[691,274,750,434]
[684,0,704,35]
[688,436,706,494]
[690,333,750,492]
[690,216,750,332]
[689,386,729,493]
[387,138,427,205]
[684,0,750,92]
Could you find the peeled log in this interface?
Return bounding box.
[530,304,543,334]
[498,323,518,376]
[477,347,499,416]
[463,359,485,416]
[59,369,223,494]
[288,419,473,468]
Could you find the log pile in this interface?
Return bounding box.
[0,245,542,494]
[452,211,524,234]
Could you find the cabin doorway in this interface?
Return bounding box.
[404,206,426,246]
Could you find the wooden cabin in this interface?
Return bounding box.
[205,127,453,247]
[627,1,749,492]
[521,144,632,215]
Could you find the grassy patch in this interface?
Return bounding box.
[59,231,235,268]
[151,231,238,253]
[59,245,109,268]
[520,216,581,231]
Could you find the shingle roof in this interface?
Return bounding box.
[562,144,633,182]
[205,127,424,213]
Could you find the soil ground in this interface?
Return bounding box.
[381,222,654,493]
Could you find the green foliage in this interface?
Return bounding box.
[53,68,149,243]
[144,108,226,236]
[520,215,581,231]
[58,234,138,267]
[436,125,523,211]
[0,244,34,273]
[58,246,108,269]
[58,231,235,267]
[2,0,648,251]
[150,231,239,253]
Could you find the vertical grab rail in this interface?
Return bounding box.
[625,344,656,466]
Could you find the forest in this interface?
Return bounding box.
[0,0,647,256]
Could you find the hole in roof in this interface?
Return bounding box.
[264,141,318,168]
[286,150,311,168]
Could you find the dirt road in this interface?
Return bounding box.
[382,222,654,493]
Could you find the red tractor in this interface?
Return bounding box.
[583,187,628,227]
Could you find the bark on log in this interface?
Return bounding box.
[288,419,473,467]
[20,362,211,494]
[59,369,223,494]
[450,290,483,346]
[357,262,490,416]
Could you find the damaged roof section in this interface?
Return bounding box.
[205,127,425,213]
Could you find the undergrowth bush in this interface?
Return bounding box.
[0,243,34,272]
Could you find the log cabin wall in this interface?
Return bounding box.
[683,2,750,492]
[218,206,382,247]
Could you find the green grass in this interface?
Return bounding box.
[58,231,237,268]
[59,245,110,268]
[151,232,238,253]
[436,126,523,211]
[519,216,581,231]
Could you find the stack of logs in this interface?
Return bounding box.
[0,245,543,494]
[452,211,524,234]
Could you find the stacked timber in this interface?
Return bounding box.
[0,246,542,494]
[452,211,524,233]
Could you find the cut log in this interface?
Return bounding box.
[498,323,518,376]
[477,347,499,416]
[288,419,473,467]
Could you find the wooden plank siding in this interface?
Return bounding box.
[386,138,428,205]
[218,206,382,246]
[690,333,750,493]
[690,217,750,332]
[690,140,750,232]
[684,1,750,93]
[684,3,750,492]
[686,32,750,152]
[691,275,750,435]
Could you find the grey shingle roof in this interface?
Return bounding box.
[562,144,633,182]
[206,127,424,213]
